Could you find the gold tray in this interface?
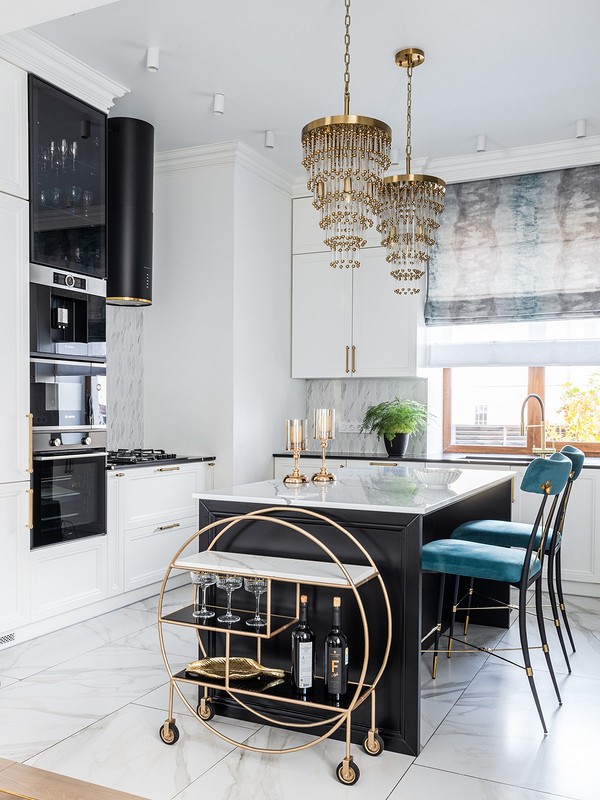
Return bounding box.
[186,656,285,681]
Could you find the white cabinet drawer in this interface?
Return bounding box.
[30,537,107,619]
[122,466,201,529]
[123,516,198,591]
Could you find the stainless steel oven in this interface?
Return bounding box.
[31,447,107,549]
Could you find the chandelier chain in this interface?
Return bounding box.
[405,62,413,174]
[344,0,351,115]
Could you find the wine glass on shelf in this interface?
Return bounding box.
[67,185,81,211]
[82,190,93,217]
[190,571,218,619]
[70,141,78,171]
[60,139,68,171]
[216,574,243,624]
[244,577,268,628]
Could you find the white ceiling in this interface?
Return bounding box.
[31,0,600,176]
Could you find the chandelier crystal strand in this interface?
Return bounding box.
[377,48,445,294]
[301,0,391,269]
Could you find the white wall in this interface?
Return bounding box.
[144,161,236,484]
[232,162,304,484]
[144,143,305,486]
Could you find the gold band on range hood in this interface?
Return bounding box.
[106,296,152,306]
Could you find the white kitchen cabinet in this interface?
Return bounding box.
[0,193,29,484]
[30,536,107,620]
[292,196,380,254]
[0,482,30,635]
[108,461,215,593]
[0,59,28,199]
[292,248,421,378]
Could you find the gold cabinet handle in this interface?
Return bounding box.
[369,461,398,466]
[156,522,181,531]
[27,488,33,529]
[155,466,180,472]
[208,462,215,467]
[114,472,125,477]
[27,413,33,474]
[351,345,356,373]
[345,345,350,374]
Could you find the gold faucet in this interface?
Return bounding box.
[520,393,555,457]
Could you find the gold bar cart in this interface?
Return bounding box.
[157,507,392,785]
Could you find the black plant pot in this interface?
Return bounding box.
[384,433,410,458]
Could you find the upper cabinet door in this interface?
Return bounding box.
[29,75,106,279]
[0,59,28,199]
[0,193,29,483]
[351,248,421,377]
[292,251,353,378]
[292,196,381,255]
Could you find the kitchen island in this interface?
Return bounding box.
[193,466,513,756]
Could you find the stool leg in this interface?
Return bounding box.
[432,574,446,679]
[555,548,576,652]
[518,581,547,734]
[535,579,562,705]
[546,548,571,673]
[448,576,459,658]
[463,577,475,636]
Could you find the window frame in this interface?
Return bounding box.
[443,367,600,456]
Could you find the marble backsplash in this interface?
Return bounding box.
[306,378,429,457]
[106,305,144,450]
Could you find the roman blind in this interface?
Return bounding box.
[424,165,600,326]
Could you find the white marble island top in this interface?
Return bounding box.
[193,466,513,515]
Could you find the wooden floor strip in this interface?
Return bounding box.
[0,761,150,800]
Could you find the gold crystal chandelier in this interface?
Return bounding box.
[377,48,446,295]
[301,0,391,270]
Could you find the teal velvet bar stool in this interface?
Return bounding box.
[421,453,572,733]
[452,445,584,672]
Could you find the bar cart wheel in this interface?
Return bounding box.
[336,758,360,785]
[197,700,215,721]
[362,731,384,756]
[158,721,179,745]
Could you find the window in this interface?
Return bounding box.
[444,366,600,455]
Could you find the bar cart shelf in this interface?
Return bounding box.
[157,507,392,785]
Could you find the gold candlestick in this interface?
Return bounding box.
[312,408,336,483]
[283,419,308,484]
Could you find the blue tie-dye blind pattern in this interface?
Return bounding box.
[425,165,600,325]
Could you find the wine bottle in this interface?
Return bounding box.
[324,596,348,703]
[291,594,315,697]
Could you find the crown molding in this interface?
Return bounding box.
[0,29,128,111]
[155,140,295,194]
[292,135,600,196]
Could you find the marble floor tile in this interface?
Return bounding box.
[129,584,191,615]
[0,606,156,680]
[388,764,577,800]
[416,662,600,800]
[0,676,18,689]
[26,702,260,800]
[133,681,260,731]
[114,616,202,662]
[173,725,413,800]
[0,642,187,762]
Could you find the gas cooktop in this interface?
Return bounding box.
[107,449,179,465]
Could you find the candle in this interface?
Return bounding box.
[313,408,335,440]
[285,419,307,450]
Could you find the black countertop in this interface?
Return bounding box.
[273,451,600,469]
[107,455,216,470]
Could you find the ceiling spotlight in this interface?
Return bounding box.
[476,134,487,153]
[213,93,225,115]
[146,46,160,72]
[576,119,587,139]
[264,130,275,149]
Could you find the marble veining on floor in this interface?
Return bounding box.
[0,586,597,800]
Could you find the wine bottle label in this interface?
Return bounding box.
[297,642,313,688]
[327,646,343,693]
[344,646,349,666]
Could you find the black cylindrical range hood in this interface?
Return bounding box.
[107,117,154,306]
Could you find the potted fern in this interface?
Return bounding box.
[361,398,428,457]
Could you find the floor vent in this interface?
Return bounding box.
[0,632,15,646]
